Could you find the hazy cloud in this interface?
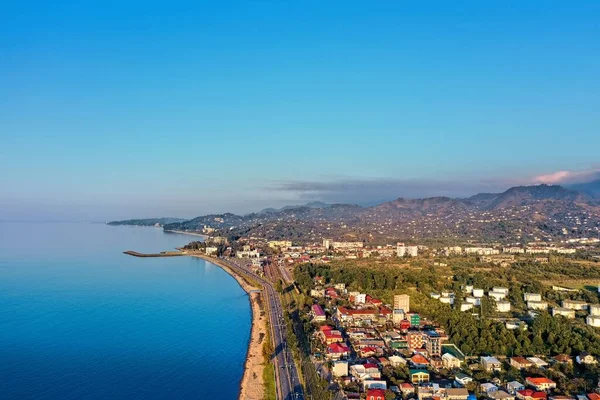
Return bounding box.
[270,177,519,205]
[533,168,600,185]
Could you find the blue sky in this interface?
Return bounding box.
[1,1,599,220]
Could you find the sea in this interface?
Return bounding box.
[0,222,250,399]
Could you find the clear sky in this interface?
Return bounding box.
[1,1,599,221]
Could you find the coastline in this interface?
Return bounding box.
[163,229,208,238]
[191,255,266,400]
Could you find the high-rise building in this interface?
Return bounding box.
[424,331,445,357]
[394,294,410,312]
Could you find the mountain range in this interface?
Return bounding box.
[160,182,600,244]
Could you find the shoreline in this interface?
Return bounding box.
[191,255,266,400]
[163,229,208,238]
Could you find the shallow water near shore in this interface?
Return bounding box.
[0,222,250,399]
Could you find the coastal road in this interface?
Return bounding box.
[219,258,304,400]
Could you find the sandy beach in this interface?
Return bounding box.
[191,255,267,400]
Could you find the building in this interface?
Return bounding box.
[354,293,367,304]
[525,377,556,391]
[394,294,410,312]
[460,303,474,312]
[397,244,418,257]
[527,357,547,368]
[527,301,548,310]
[552,307,575,319]
[447,388,470,400]
[524,293,542,302]
[407,332,424,350]
[389,355,407,367]
[442,352,462,369]
[409,313,421,327]
[562,299,588,310]
[497,300,511,313]
[480,383,499,395]
[268,240,292,249]
[510,357,533,370]
[589,304,600,316]
[587,315,600,327]
[424,330,445,357]
[205,246,218,255]
[466,296,481,306]
[493,287,509,295]
[507,381,525,395]
[332,361,348,377]
[454,372,473,387]
[392,309,405,325]
[472,288,484,298]
[366,389,386,400]
[489,291,507,301]
[465,247,500,255]
[576,352,597,365]
[409,369,430,384]
[312,304,326,322]
[552,354,572,364]
[236,249,260,258]
[481,356,502,372]
[326,343,350,360]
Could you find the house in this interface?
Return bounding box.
[552,354,572,364]
[481,383,499,395]
[326,343,350,360]
[490,391,515,400]
[524,293,542,302]
[389,355,407,367]
[454,372,473,387]
[517,389,547,400]
[409,369,430,384]
[551,307,575,319]
[447,388,470,400]
[481,356,502,372]
[526,357,548,368]
[562,299,588,310]
[364,363,381,379]
[497,300,512,313]
[400,383,415,396]
[510,357,533,370]
[490,291,508,301]
[506,381,525,395]
[442,352,462,369]
[576,352,597,365]
[411,354,430,369]
[525,377,556,391]
[366,388,387,400]
[528,301,548,311]
[312,304,326,322]
[587,394,600,400]
[332,361,349,377]
[586,315,600,327]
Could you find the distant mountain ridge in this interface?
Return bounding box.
[566,178,600,199]
[258,201,332,214]
[160,184,600,243]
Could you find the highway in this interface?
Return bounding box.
[219,257,304,400]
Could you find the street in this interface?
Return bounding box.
[220,257,304,400]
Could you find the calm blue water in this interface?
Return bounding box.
[0,222,250,399]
